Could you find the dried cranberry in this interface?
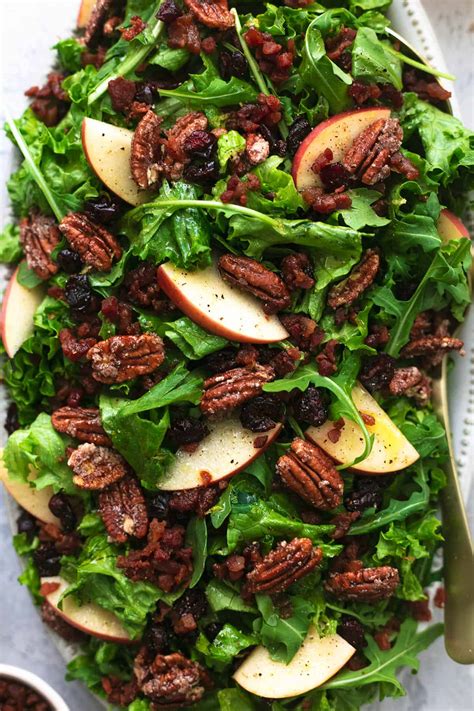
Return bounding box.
[17,509,38,539]
[173,588,208,620]
[292,386,328,427]
[218,49,249,80]
[259,123,287,157]
[56,248,83,274]
[183,160,219,185]
[337,616,366,649]
[145,624,170,653]
[319,162,350,191]
[345,476,384,512]
[147,492,171,521]
[33,543,61,576]
[205,622,222,641]
[183,130,217,160]
[64,275,93,314]
[83,195,122,224]
[359,354,396,393]
[240,394,285,432]
[203,348,238,374]
[287,115,311,156]
[4,402,19,435]
[157,0,183,24]
[168,417,209,447]
[134,83,156,105]
[48,493,77,532]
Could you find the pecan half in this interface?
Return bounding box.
[51,406,111,446]
[200,364,275,417]
[325,566,400,602]
[130,110,164,189]
[244,538,323,596]
[163,111,208,181]
[87,334,165,383]
[281,253,315,291]
[59,212,122,272]
[401,335,464,361]
[276,437,343,510]
[68,443,128,490]
[99,475,148,543]
[183,0,234,29]
[19,213,60,280]
[218,254,291,314]
[134,649,209,705]
[328,249,380,309]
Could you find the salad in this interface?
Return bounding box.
[1,0,473,709]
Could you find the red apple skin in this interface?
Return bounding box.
[77,0,95,28]
[156,264,288,344]
[437,209,470,241]
[292,107,391,191]
[44,599,133,644]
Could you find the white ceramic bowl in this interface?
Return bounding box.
[0,664,70,711]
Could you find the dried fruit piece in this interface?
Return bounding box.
[99,475,149,543]
[130,110,163,189]
[218,254,291,315]
[51,406,111,446]
[87,334,165,383]
[19,213,60,280]
[244,537,323,595]
[68,443,128,490]
[163,111,208,181]
[325,566,400,602]
[183,0,234,30]
[59,212,122,272]
[200,365,275,417]
[276,437,343,510]
[327,249,380,309]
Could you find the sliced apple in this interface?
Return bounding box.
[0,458,60,526]
[156,260,288,344]
[77,0,96,28]
[0,265,44,358]
[437,209,470,241]
[233,626,355,698]
[292,107,391,192]
[158,417,281,491]
[82,117,154,207]
[42,576,131,643]
[306,383,419,474]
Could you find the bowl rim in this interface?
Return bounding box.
[0,663,70,711]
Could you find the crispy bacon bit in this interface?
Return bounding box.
[302,186,352,214]
[168,14,201,54]
[108,76,136,113]
[434,586,445,608]
[325,27,357,61]
[25,72,69,126]
[227,93,282,134]
[117,519,193,592]
[183,0,234,30]
[59,328,98,362]
[281,253,315,291]
[327,418,345,444]
[365,324,390,349]
[403,69,451,104]
[316,339,340,376]
[280,314,325,353]
[121,15,146,41]
[101,677,139,707]
[19,213,60,279]
[244,26,295,84]
[220,173,261,206]
[328,249,380,309]
[409,597,432,621]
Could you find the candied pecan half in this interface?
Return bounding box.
[59,212,122,272]
[218,254,291,314]
[325,566,400,602]
[168,14,201,54]
[99,475,149,543]
[163,111,208,181]
[401,336,464,362]
[328,249,380,309]
[87,333,165,383]
[19,213,60,280]
[168,484,224,518]
[281,253,315,291]
[244,538,323,596]
[389,367,423,396]
[200,364,275,417]
[130,110,164,189]
[51,406,111,446]
[68,443,128,490]
[134,649,209,705]
[276,437,343,510]
[183,0,234,29]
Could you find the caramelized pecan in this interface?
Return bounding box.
[99,475,149,543]
[276,437,343,510]
[87,334,165,383]
[218,254,291,314]
[19,213,60,280]
[183,0,234,29]
[130,110,164,189]
[163,111,208,181]
[244,537,323,595]
[401,336,464,361]
[281,252,315,291]
[388,367,423,396]
[325,566,400,602]
[200,364,275,416]
[59,212,122,272]
[328,249,380,309]
[51,406,111,446]
[67,443,128,490]
[134,649,209,705]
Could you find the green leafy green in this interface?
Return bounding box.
[0,223,23,262]
[187,517,208,588]
[217,130,246,172]
[254,594,314,663]
[54,38,85,72]
[351,27,402,89]
[197,624,257,672]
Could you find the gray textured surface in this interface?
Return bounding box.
[0,2,473,710]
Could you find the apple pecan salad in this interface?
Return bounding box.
[0,0,473,709]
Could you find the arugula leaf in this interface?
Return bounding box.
[218,688,258,711]
[0,223,22,263]
[186,517,208,588]
[254,594,314,663]
[246,156,304,215]
[205,579,256,614]
[67,639,135,696]
[163,317,228,359]
[54,38,85,72]
[331,188,390,230]
[351,27,402,89]
[150,45,190,71]
[197,625,257,672]
[18,557,42,604]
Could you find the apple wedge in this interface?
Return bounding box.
[77,0,96,28]
[42,576,131,643]
[82,117,154,207]
[0,265,44,358]
[437,209,470,241]
[158,417,281,491]
[306,383,419,474]
[233,626,355,698]
[156,260,288,344]
[0,458,60,526]
[292,107,391,192]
